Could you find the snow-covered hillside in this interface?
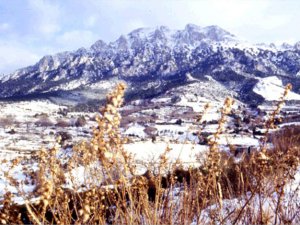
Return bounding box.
[0,24,300,106]
[254,76,300,101]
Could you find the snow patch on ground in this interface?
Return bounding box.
[195,167,300,224]
[214,134,260,146]
[155,124,199,142]
[254,76,300,101]
[124,123,146,138]
[0,100,65,118]
[0,162,38,197]
[124,141,208,174]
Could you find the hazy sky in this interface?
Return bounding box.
[0,0,299,75]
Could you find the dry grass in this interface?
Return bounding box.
[0,83,299,224]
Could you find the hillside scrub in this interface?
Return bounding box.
[0,83,299,224]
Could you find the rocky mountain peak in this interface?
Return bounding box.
[281,42,293,50]
[90,39,108,53]
[294,41,300,51]
[114,35,129,51]
[151,26,170,40]
[184,23,202,32]
[203,25,236,41]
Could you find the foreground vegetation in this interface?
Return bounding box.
[0,83,299,224]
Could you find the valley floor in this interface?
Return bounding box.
[0,94,300,223]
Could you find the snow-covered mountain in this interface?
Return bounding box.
[1,24,300,105]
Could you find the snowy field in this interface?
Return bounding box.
[0,96,299,208]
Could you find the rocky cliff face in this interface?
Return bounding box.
[1,24,300,105]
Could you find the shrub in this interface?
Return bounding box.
[34,116,54,127]
[55,119,70,127]
[0,115,15,127]
[56,131,72,144]
[75,115,86,127]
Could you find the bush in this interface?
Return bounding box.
[0,115,15,127]
[56,131,72,144]
[75,116,86,127]
[55,119,70,127]
[34,116,54,127]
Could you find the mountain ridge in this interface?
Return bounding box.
[1,24,300,106]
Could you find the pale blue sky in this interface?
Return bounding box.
[0,0,299,75]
